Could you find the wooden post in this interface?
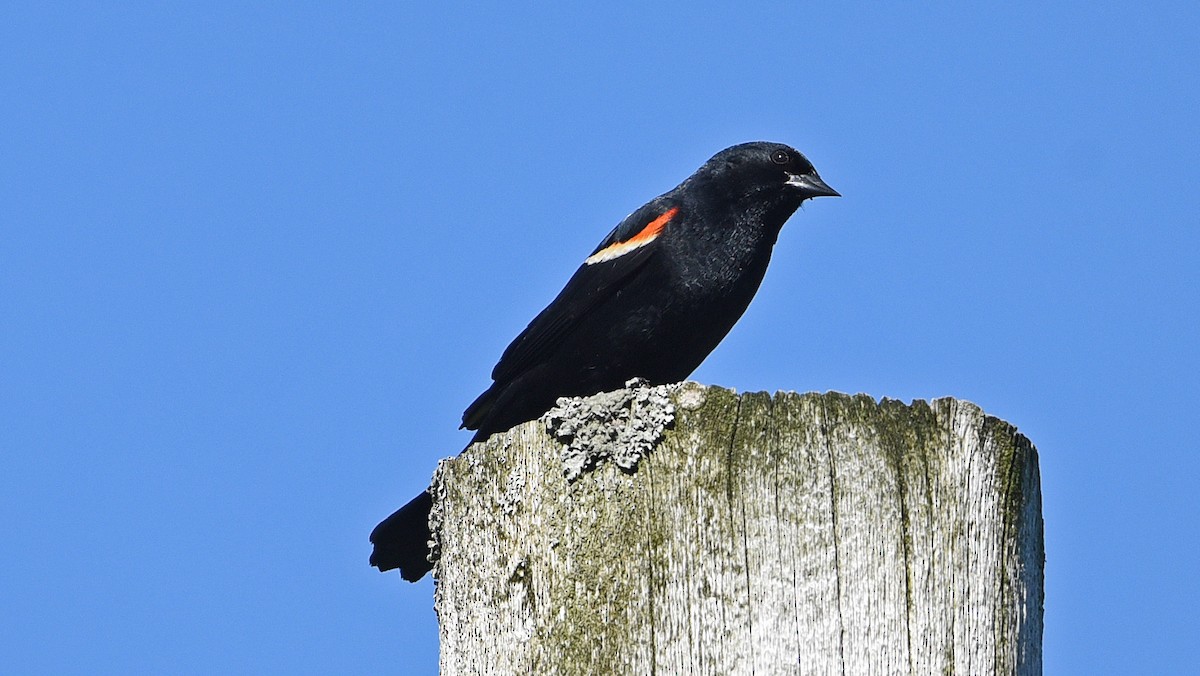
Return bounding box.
[431,383,1044,675]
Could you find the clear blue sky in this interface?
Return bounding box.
[3,3,1197,673]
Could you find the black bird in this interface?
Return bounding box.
[370,141,838,582]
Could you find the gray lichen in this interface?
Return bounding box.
[427,459,450,583]
[542,378,678,482]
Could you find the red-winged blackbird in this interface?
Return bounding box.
[371,141,838,581]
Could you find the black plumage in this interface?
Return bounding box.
[371,142,838,582]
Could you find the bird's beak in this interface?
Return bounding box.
[786,172,840,198]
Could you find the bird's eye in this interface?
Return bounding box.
[771,150,790,165]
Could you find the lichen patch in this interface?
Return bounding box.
[542,378,678,482]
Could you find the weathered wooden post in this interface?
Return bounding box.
[430,382,1044,675]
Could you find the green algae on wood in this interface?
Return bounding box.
[431,383,1043,676]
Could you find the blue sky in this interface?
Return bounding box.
[3,3,1197,673]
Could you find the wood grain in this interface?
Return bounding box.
[432,383,1043,675]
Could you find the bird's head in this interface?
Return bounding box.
[694,141,839,203]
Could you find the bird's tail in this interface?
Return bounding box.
[369,490,434,582]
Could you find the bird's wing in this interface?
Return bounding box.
[488,198,680,384]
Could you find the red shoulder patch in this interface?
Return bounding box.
[585,207,680,265]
